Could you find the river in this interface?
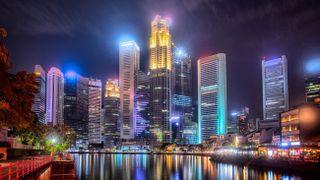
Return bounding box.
[73,154,308,180]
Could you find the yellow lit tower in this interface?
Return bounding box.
[149,15,172,146]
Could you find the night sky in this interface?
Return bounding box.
[1,0,320,118]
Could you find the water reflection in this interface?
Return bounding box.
[73,154,303,180]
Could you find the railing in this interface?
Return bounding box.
[0,156,52,180]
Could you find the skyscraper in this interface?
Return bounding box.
[238,107,250,135]
[262,55,289,129]
[172,47,193,144]
[103,79,120,147]
[46,67,64,125]
[305,75,320,104]
[32,65,46,124]
[197,53,227,143]
[88,78,102,144]
[149,15,172,145]
[135,70,150,139]
[119,41,140,140]
[64,71,89,147]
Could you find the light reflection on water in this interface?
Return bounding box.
[73,154,303,180]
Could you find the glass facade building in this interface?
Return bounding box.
[88,78,102,144]
[262,55,289,129]
[119,41,140,140]
[305,75,320,104]
[32,65,46,124]
[197,53,227,143]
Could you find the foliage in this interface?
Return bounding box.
[41,124,76,153]
[0,27,38,130]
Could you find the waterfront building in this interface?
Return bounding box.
[88,78,102,145]
[305,75,320,104]
[280,104,320,146]
[32,65,46,124]
[64,72,89,147]
[149,15,172,145]
[171,46,193,144]
[197,53,227,143]
[181,121,198,145]
[262,55,289,129]
[46,67,64,125]
[103,79,120,147]
[134,70,150,139]
[227,112,238,134]
[119,41,140,140]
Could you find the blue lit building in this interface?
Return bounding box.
[197,53,227,143]
[262,55,289,129]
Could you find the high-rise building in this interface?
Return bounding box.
[135,70,150,139]
[182,121,198,145]
[172,47,193,144]
[149,15,172,145]
[119,41,140,140]
[197,53,227,143]
[64,71,89,147]
[32,65,46,124]
[103,79,120,147]
[227,112,239,134]
[46,67,64,125]
[88,78,102,144]
[262,55,289,129]
[305,75,320,104]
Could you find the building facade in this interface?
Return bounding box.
[32,65,46,124]
[103,79,120,147]
[134,70,150,139]
[262,55,289,129]
[197,53,227,143]
[119,41,140,140]
[238,107,250,135]
[305,75,320,104]
[88,78,102,144]
[46,67,64,125]
[64,71,89,147]
[149,15,172,145]
[172,47,193,144]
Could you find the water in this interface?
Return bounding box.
[73,154,305,180]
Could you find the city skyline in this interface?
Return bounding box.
[2,0,320,119]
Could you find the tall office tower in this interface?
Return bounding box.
[46,67,64,125]
[238,107,250,135]
[262,55,289,129]
[135,70,150,139]
[64,72,89,146]
[172,47,193,144]
[88,78,102,144]
[227,112,239,134]
[32,65,46,124]
[103,79,120,147]
[305,75,320,104]
[119,41,140,140]
[197,53,227,143]
[149,15,172,145]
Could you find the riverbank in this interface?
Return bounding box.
[210,154,320,174]
[68,151,212,156]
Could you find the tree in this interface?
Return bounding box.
[0,27,38,130]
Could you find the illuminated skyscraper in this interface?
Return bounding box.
[64,71,89,147]
[32,65,46,124]
[119,41,140,140]
[88,78,102,144]
[305,75,320,104]
[262,55,289,129]
[103,79,120,147]
[135,70,150,139]
[46,67,64,125]
[172,47,193,144]
[149,15,172,145]
[238,107,250,135]
[197,53,227,143]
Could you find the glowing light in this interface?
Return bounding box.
[306,59,320,74]
[51,138,56,144]
[290,142,300,146]
[65,70,77,78]
[231,112,238,116]
[175,122,179,126]
[281,142,288,147]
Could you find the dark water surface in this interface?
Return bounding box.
[73,154,307,180]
